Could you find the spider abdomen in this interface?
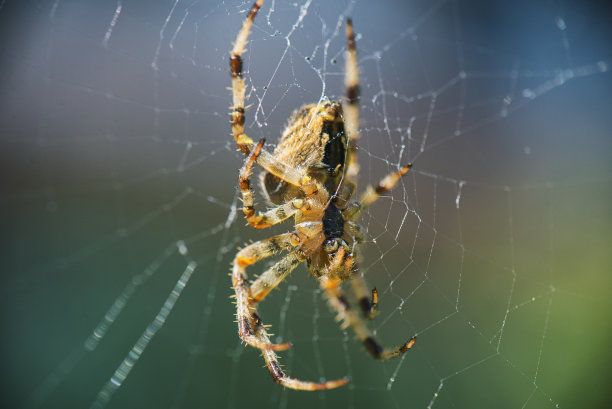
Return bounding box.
[260,100,348,206]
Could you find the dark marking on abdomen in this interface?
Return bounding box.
[321,120,346,174]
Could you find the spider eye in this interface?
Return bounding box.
[324,239,339,253]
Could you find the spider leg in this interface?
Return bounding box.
[321,274,416,360]
[344,164,413,221]
[350,275,378,320]
[343,221,377,319]
[230,0,265,155]
[240,140,306,229]
[234,234,349,390]
[238,135,329,207]
[256,150,328,199]
[343,18,361,186]
[228,1,326,202]
[255,323,349,390]
[233,232,295,351]
[249,249,302,304]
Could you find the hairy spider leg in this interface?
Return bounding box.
[240,140,306,229]
[229,1,330,201]
[228,0,333,201]
[338,19,412,215]
[230,0,265,155]
[232,233,295,352]
[342,164,412,320]
[343,18,361,186]
[248,251,303,304]
[343,164,413,221]
[256,149,329,199]
[321,274,416,360]
[235,254,349,390]
[237,226,349,390]
[255,322,349,390]
[233,233,349,390]
[342,221,378,319]
[243,139,329,220]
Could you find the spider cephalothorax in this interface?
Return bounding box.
[228,0,416,391]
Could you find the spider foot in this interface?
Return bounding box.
[266,358,349,390]
[275,376,350,391]
[365,335,417,360]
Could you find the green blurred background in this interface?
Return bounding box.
[2,0,611,408]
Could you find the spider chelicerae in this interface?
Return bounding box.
[229,0,416,390]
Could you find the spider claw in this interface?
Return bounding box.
[399,163,413,176]
[402,336,417,352]
[327,377,350,389]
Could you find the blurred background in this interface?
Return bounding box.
[2,0,611,408]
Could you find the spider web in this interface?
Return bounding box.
[2,0,612,408]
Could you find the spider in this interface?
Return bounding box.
[229,0,416,390]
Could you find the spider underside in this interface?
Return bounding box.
[229,0,416,391]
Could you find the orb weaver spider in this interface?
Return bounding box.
[229,0,416,390]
